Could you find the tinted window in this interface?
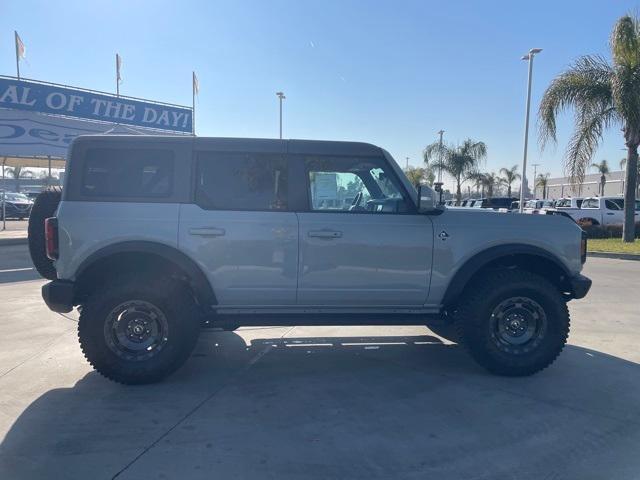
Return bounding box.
[195,152,288,211]
[83,148,173,197]
[488,198,513,208]
[605,199,623,210]
[305,156,409,213]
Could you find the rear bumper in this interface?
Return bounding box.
[42,280,75,313]
[569,274,592,300]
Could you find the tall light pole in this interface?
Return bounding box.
[531,163,540,198]
[434,130,445,204]
[437,130,445,183]
[519,48,542,213]
[276,91,285,139]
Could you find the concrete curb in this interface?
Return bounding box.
[588,251,640,261]
[0,237,28,246]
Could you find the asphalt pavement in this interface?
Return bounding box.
[0,245,639,480]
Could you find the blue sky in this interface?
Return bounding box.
[0,0,636,189]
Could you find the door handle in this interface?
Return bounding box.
[189,227,226,237]
[308,230,342,239]
[606,212,614,215]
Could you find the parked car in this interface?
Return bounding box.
[573,196,640,226]
[473,197,518,210]
[555,197,584,209]
[523,199,555,214]
[0,192,33,219]
[34,135,591,384]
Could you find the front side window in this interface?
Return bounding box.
[305,156,409,213]
[195,152,288,211]
[82,148,174,198]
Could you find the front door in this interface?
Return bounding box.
[179,149,298,306]
[296,154,433,306]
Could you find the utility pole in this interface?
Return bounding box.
[405,157,409,169]
[531,163,540,198]
[519,48,542,212]
[276,92,285,139]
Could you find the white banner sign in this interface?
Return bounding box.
[0,108,178,158]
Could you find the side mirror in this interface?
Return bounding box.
[417,184,437,212]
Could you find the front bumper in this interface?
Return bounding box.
[569,274,592,299]
[42,280,75,313]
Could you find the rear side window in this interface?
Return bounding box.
[195,152,288,211]
[605,199,623,210]
[82,148,174,198]
[582,198,599,209]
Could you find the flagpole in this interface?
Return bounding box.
[192,71,196,136]
[116,54,119,97]
[14,31,21,79]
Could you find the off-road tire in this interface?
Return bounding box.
[78,276,200,385]
[28,187,62,280]
[454,269,569,376]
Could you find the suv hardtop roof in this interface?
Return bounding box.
[70,135,383,157]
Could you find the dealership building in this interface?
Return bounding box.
[0,75,192,192]
[545,170,637,199]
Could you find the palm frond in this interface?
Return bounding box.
[538,55,614,148]
[423,141,450,166]
[565,107,618,185]
[611,15,640,68]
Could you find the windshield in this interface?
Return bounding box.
[3,193,29,202]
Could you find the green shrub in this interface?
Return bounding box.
[582,222,640,239]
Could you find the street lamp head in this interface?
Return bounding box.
[522,48,542,61]
[276,91,286,99]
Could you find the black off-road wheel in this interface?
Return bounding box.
[78,276,200,385]
[28,187,62,280]
[454,269,570,376]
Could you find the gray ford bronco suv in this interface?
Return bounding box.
[30,135,591,384]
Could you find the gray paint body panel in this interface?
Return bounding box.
[55,135,586,312]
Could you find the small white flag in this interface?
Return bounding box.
[193,71,199,96]
[15,31,25,59]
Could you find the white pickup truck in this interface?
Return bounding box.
[554,196,640,226]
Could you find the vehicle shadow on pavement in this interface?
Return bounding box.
[1,331,640,480]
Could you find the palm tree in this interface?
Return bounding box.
[591,160,610,195]
[539,14,639,243]
[402,165,436,187]
[536,173,551,199]
[479,172,504,199]
[499,164,521,197]
[425,138,487,201]
[466,171,485,197]
[3,166,34,192]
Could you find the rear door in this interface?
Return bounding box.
[604,199,624,225]
[295,153,433,306]
[178,146,298,306]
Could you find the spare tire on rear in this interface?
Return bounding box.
[28,187,62,280]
